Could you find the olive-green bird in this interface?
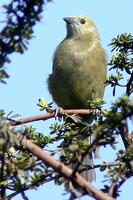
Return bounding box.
[48,15,107,194]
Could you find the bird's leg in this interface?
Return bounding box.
[92,108,102,121]
[55,107,65,121]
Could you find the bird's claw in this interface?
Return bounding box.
[55,107,65,121]
[92,108,101,120]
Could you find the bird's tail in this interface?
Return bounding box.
[68,153,95,200]
[81,153,96,183]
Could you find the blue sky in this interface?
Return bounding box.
[0,0,133,199]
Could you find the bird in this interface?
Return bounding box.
[48,16,107,197]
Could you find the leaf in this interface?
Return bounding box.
[68,144,79,152]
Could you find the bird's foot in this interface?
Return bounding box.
[92,108,102,120]
[55,107,65,121]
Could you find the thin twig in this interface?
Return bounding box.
[7,161,117,199]
[126,71,133,96]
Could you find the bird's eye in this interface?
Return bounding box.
[80,18,86,24]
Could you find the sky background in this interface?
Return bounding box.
[0,0,133,199]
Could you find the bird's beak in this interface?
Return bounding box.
[63,17,75,24]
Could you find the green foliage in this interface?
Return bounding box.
[37,98,53,112]
[0,124,54,200]
[0,0,133,199]
[87,98,105,109]
[106,33,133,96]
[101,33,133,197]
[25,126,52,147]
[0,0,51,83]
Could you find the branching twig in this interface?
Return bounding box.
[16,135,114,200]
[72,110,133,178]
[7,161,117,199]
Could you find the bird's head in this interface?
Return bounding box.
[63,16,99,40]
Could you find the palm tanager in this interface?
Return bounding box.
[48,15,107,191]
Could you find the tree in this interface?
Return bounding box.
[0,1,133,200]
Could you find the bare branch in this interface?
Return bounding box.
[5,109,93,126]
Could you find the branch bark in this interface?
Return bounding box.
[5,109,93,126]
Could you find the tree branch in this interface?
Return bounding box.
[17,134,114,200]
[5,109,93,126]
